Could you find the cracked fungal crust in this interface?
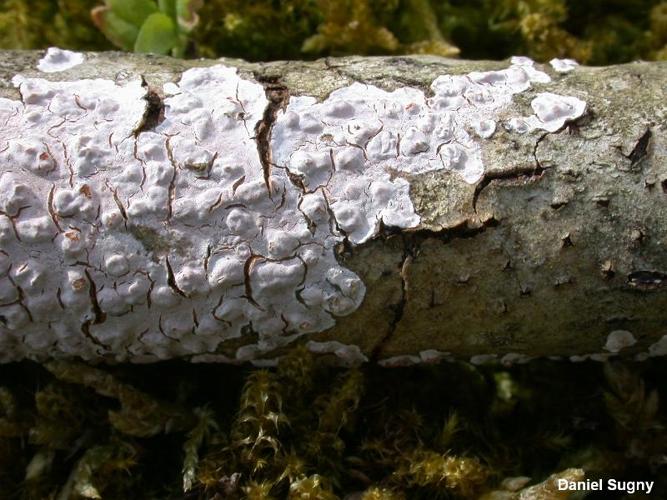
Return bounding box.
[270,56,585,245]
[0,62,370,363]
[0,52,593,363]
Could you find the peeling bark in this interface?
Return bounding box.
[0,50,666,365]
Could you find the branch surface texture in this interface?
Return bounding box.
[0,49,665,365]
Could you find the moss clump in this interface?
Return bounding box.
[394,449,489,497]
[0,0,111,51]
[0,353,665,498]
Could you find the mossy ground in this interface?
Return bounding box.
[1,1,667,64]
[1,352,665,499]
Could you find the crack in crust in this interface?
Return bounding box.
[254,75,289,195]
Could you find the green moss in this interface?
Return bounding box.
[45,360,196,437]
[0,0,111,51]
[0,356,665,498]
[61,440,138,499]
[194,0,322,61]
[182,407,218,492]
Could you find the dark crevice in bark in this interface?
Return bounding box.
[80,321,108,350]
[46,185,63,232]
[0,207,27,241]
[471,128,558,213]
[6,271,33,323]
[627,128,651,167]
[533,131,551,169]
[134,77,165,136]
[165,137,178,221]
[81,270,108,350]
[109,185,128,221]
[370,235,413,362]
[368,214,498,249]
[165,256,187,298]
[407,216,499,245]
[627,270,666,290]
[15,285,33,323]
[84,270,106,326]
[469,124,552,215]
[242,254,264,310]
[254,75,289,196]
[472,165,546,213]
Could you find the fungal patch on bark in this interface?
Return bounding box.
[648,335,667,357]
[604,330,637,353]
[0,64,367,362]
[634,335,667,361]
[550,58,579,73]
[500,352,532,366]
[377,349,452,367]
[506,92,586,133]
[306,340,368,366]
[1,55,588,363]
[271,56,584,243]
[37,47,85,73]
[470,354,498,365]
[569,353,615,363]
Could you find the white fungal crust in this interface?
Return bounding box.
[378,354,422,367]
[604,330,637,353]
[569,353,614,363]
[271,57,586,244]
[0,64,369,363]
[37,47,85,73]
[648,335,667,357]
[469,354,498,365]
[500,352,533,366]
[0,55,588,363]
[550,58,579,73]
[305,340,368,366]
[378,349,452,367]
[507,92,586,133]
[529,93,587,132]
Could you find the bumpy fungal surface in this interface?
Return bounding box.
[0,54,588,363]
[0,65,369,362]
[270,56,579,244]
[37,47,85,73]
[506,92,586,133]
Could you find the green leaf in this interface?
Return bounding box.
[108,0,159,27]
[134,12,177,54]
[158,0,177,19]
[91,6,140,51]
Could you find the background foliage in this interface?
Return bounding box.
[1,353,666,499]
[1,0,667,63]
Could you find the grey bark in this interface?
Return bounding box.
[0,50,666,365]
